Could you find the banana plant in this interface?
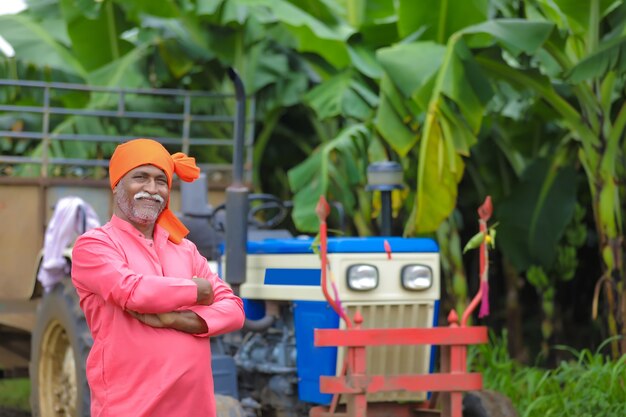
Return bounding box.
[475,0,626,356]
[369,0,626,355]
[277,0,626,353]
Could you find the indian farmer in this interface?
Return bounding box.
[71,138,245,417]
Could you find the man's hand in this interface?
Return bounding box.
[192,277,214,305]
[126,310,174,328]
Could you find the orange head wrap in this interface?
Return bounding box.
[109,138,200,244]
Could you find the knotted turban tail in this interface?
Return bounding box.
[156,210,190,244]
[171,152,201,182]
[109,139,200,244]
[160,152,200,243]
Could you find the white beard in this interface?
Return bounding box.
[115,185,165,225]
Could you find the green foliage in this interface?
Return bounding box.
[469,333,626,417]
[436,212,468,315]
[0,14,88,79]
[497,158,578,271]
[554,204,587,282]
[566,36,626,82]
[397,0,489,43]
[304,70,378,121]
[523,202,587,357]
[287,123,370,232]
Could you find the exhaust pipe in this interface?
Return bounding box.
[224,68,248,295]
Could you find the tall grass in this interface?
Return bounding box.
[468,333,626,417]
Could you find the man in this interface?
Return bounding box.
[72,138,245,417]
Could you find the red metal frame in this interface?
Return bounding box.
[312,196,493,417]
[309,311,487,417]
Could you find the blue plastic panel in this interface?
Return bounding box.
[264,268,321,286]
[293,300,340,405]
[243,299,265,320]
[429,300,440,373]
[246,237,438,255]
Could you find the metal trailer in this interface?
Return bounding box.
[0,73,515,417]
[0,73,253,416]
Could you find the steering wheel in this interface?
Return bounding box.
[210,193,290,232]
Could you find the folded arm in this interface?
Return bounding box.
[183,246,245,337]
[72,232,244,336]
[127,310,209,334]
[71,234,200,313]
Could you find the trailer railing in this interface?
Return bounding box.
[0,78,255,183]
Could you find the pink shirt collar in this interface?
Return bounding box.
[110,214,170,248]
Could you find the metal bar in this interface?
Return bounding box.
[117,91,125,114]
[245,96,256,185]
[380,190,392,236]
[0,79,232,98]
[0,105,236,122]
[450,344,464,417]
[0,131,235,146]
[40,86,50,178]
[223,68,249,289]
[0,156,108,167]
[0,156,41,164]
[181,138,234,146]
[319,373,483,394]
[0,176,110,186]
[1,157,232,167]
[0,132,123,142]
[440,345,451,417]
[48,158,109,167]
[228,68,246,185]
[197,163,233,170]
[314,327,488,347]
[0,105,255,124]
[181,94,191,155]
[351,345,368,417]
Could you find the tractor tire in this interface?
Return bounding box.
[30,278,92,417]
[463,390,518,417]
[215,394,246,417]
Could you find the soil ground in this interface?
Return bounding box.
[0,408,30,417]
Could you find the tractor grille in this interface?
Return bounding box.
[339,302,435,403]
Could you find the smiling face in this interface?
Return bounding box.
[113,164,169,230]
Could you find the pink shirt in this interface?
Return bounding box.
[71,215,244,417]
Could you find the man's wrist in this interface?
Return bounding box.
[157,312,177,327]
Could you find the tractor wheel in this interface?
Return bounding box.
[463,390,518,417]
[30,278,92,417]
[215,394,246,417]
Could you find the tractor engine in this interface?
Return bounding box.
[235,303,307,417]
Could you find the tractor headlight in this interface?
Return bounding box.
[346,265,379,291]
[401,265,433,290]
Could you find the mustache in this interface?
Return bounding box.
[134,191,165,203]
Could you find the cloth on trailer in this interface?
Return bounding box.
[37,196,100,292]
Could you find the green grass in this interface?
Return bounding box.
[0,378,30,411]
[469,333,626,417]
